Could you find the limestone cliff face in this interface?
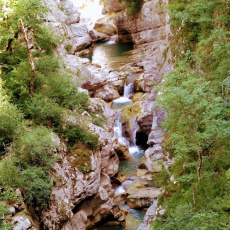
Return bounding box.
[37,1,124,229]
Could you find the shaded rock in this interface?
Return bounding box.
[94,15,117,36]
[132,92,144,102]
[137,200,158,230]
[70,23,92,52]
[44,0,92,57]
[113,0,167,44]
[134,73,144,92]
[125,182,160,208]
[147,109,167,146]
[89,29,110,42]
[117,173,128,183]
[81,65,125,92]
[63,172,125,230]
[113,139,131,160]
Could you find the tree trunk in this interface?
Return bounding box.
[197,152,202,181]
[19,19,35,94]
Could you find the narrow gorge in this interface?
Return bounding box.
[0,0,172,229]
[2,0,228,229]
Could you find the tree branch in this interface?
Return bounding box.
[19,19,35,94]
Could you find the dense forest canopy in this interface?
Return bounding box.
[152,0,230,229]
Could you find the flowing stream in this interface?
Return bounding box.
[87,41,147,230]
[112,82,146,230]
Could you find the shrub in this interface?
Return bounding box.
[21,167,52,209]
[0,86,23,154]
[0,202,13,230]
[64,44,73,53]
[0,160,21,188]
[14,126,56,169]
[64,124,99,151]
[24,93,62,126]
[68,143,92,173]
[34,25,59,54]
[42,74,89,110]
[125,0,143,16]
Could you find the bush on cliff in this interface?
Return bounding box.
[152,0,230,228]
[125,0,143,15]
[0,0,100,213]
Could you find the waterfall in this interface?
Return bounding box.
[123,83,134,99]
[114,111,130,147]
[106,35,118,44]
[112,83,134,108]
[129,119,141,156]
[131,118,139,146]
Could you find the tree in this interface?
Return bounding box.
[152,0,230,228]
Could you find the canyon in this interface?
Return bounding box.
[4,0,173,229]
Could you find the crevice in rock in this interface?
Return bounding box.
[136,131,149,148]
[72,194,95,214]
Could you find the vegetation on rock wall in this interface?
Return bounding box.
[0,0,100,219]
[125,0,143,16]
[152,0,230,228]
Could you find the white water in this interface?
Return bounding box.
[114,185,125,195]
[113,83,134,108]
[114,112,130,147]
[106,35,118,44]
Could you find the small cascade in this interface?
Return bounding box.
[130,118,139,146]
[128,118,142,157]
[113,83,134,108]
[123,83,134,99]
[106,35,118,44]
[114,111,130,147]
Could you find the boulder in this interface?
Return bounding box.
[139,144,164,173]
[70,24,92,52]
[12,216,32,230]
[137,200,158,230]
[94,85,120,102]
[113,139,131,160]
[132,92,144,102]
[125,182,161,208]
[94,15,117,36]
[104,0,126,13]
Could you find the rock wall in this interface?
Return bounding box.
[5,0,173,229]
[99,0,173,229]
[38,1,126,229]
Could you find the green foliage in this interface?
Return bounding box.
[0,88,23,154]
[64,124,99,151]
[0,127,55,209]
[14,127,56,169]
[125,0,143,16]
[0,202,13,230]
[0,160,21,188]
[64,43,73,53]
[34,25,59,54]
[0,188,22,203]
[0,0,104,214]
[21,166,52,209]
[24,94,63,126]
[68,143,93,173]
[152,0,230,228]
